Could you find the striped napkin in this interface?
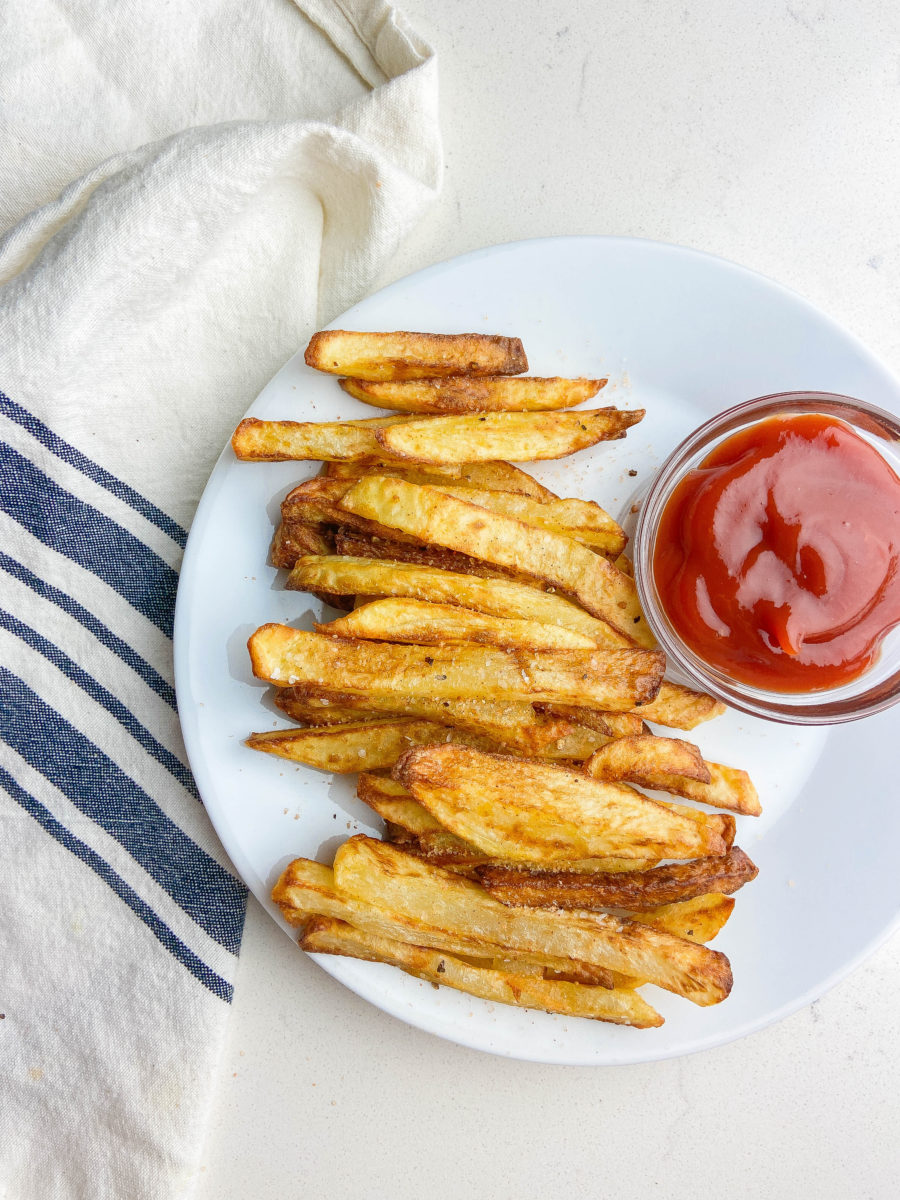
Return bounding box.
[0,2,440,1196]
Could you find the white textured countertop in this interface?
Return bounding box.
[196,4,900,1196]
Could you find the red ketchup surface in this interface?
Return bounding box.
[653,413,900,692]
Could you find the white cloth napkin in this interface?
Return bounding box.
[0,3,440,1196]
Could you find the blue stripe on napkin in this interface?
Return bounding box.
[0,551,177,708]
[0,607,197,797]
[0,766,232,1001]
[0,443,178,637]
[0,390,187,546]
[0,667,244,955]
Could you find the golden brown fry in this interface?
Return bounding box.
[248,625,664,710]
[632,892,736,944]
[375,409,644,464]
[331,838,733,1005]
[318,598,598,651]
[326,459,556,501]
[394,744,729,863]
[305,330,528,381]
[475,847,758,912]
[586,735,711,785]
[384,828,488,872]
[272,856,616,988]
[247,719,498,772]
[340,376,607,414]
[356,777,657,874]
[274,692,381,726]
[600,713,648,739]
[270,521,333,569]
[337,478,651,644]
[404,831,658,876]
[332,529,513,580]
[277,686,571,755]
[636,682,727,730]
[607,893,736,986]
[425,485,626,555]
[664,764,761,818]
[298,916,660,1027]
[585,736,762,817]
[232,415,411,462]
[357,774,448,835]
[451,461,556,498]
[281,480,430,553]
[534,705,646,739]
[287,556,629,648]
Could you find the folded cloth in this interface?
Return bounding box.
[0,3,440,1196]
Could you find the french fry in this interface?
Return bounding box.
[608,894,737,987]
[304,330,528,380]
[270,521,333,569]
[248,625,664,710]
[357,774,448,835]
[476,847,758,912]
[534,705,646,739]
[326,459,556,501]
[375,408,644,464]
[340,376,607,414]
[281,482,434,555]
[274,692,378,726]
[426,485,626,555]
[273,855,617,988]
[356,775,659,874]
[276,685,574,756]
[232,415,412,462]
[632,892,736,943]
[394,744,730,863]
[337,478,651,644]
[298,916,660,1027]
[284,475,625,556]
[657,763,761,817]
[585,736,762,817]
[247,720,498,772]
[331,838,733,1005]
[404,831,661,876]
[586,735,711,785]
[542,723,612,761]
[333,529,515,580]
[636,682,726,729]
[318,598,598,651]
[287,556,630,648]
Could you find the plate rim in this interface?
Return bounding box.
[174,233,900,1064]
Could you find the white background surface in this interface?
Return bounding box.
[195,2,900,1196]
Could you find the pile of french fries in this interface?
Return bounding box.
[238,330,761,1030]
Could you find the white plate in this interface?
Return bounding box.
[175,237,900,1064]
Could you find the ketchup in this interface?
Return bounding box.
[653,413,900,692]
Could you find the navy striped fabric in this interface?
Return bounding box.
[0,389,246,999]
[0,766,233,1001]
[0,393,187,546]
[0,443,179,636]
[0,550,177,707]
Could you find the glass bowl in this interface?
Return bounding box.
[633,391,900,724]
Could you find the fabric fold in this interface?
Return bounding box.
[0,3,441,1196]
